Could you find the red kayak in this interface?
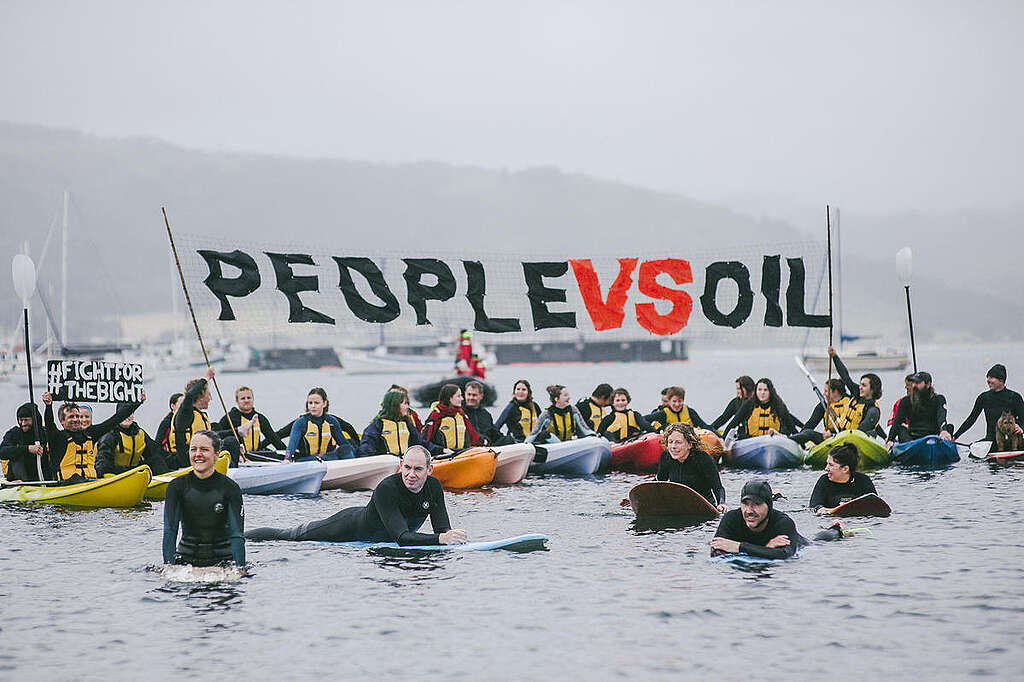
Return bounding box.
[609,433,663,473]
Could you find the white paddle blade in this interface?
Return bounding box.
[12,254,37,304]
[969,441,992,458]
[896,247,913,287]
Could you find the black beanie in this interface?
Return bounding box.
[987,364,1007,382]
[16,403,35,420]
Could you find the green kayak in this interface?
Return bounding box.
[805,429,891,469]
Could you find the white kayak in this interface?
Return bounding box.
[228,460,327,495]
[492,443,535,484]
[321,455,399,491]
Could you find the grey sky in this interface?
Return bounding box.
[1,0,1021,214]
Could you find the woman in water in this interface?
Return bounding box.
[526,385,596,444]
[728,378,801,439]
[495,379,542,443]
[655,422,727,512]
[597,388,654,442]
[422,384,481,451]
[287,388,359,460]
[360,390,445,457]
[808,442,878,513]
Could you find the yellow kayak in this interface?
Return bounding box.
[0,465,152,508]
[146,453,230,501]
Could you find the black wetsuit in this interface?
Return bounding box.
[463,404,505,445]
[953,387,1024,442]
[808,472,877,510]
[173,379,240,467]
[156,411,173,450]
[712,508,808,559]
[162,471,245,566]
[96,423,170,477]
[246,473,451,546]
[887,392,951,443]
[655,450,725,505]
[218,408,287,451]
[711,397,744,431]
[43,401,139,481]
[575,398,607,432]
[1,403,46,482]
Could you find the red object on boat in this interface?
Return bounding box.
[609,433,663,473]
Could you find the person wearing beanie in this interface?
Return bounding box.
[96,403,171,477]
[953,364,1024,445]
[0,403,47,482]
[710,479,807,559]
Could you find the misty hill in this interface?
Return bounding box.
[0,121,1019,346]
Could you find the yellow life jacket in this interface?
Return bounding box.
[652,404,692,429]
[581,399,607,432]
[747,405,781,436]
[517,402,539,436]
[304,418,336,456]
[114,428,149,469]
[824,396,855,433]
[168,408,211,452]
[547,408,576,441]
[604,410,640,441]
[379,418,410,455]
[435,412,468,450]
[1,459,8,477]
[840,398,870,431]
[58,436,97,480]
[238,412,262,452]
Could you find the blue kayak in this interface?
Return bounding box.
[723,435,804,470]
[891,436,960,468]
[529,437,611,476]
[327,534,548,552]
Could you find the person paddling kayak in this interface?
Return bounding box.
[163,430,245,568]
[808,443,878,513]
[656,423,726,512]
[246,446,467,546]
[885,371,953,447]
[710,479,808,559]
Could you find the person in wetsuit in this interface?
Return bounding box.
[886,371,953,446]
[462,380,506,446]
[576,383,613,432]
[360,390,445,457]
[710,479,809,559]
[644,385,715,433]
[952,364,1024,447]
[246,445,468,546]
[171,366,242,468]
[727,378,801,439]
[155,392,183,452]
[422,384,481,451]
[495,379,542,443]
[288,387,360,460]
[96,403,170,477]
[526,385,597,444]
[655,422,726,512]
[711,376,755,432]
[0,403,46,482]
[597,387,654,443]
[162,430,245,567]
[218,385,287,455]
[41,391,142,482]
[808,442,878,512]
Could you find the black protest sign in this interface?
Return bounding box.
[46,360,144,403]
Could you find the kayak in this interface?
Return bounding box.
[805,430,891,469]
[146,453,231,501]
[890,436,960,468]
[326,533,548,552]
[529,436,611,476]
[696,429,725,460]
[412,376,497,407]
[827,493,892,517]
[228,460,327,494]
[627,481,719,520]
[321,455,399,491]
[491,443,535,484]
[609,433,663,473]
[723,435,804,470]
[0,465,151,508]
[431,448,497,489]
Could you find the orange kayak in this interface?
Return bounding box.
[432,447,497,489]
[696,429,725,460]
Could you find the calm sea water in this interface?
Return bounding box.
[2,344,1023,680]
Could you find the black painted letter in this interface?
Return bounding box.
[264,253,335,324]
[333,257,400,324]
[786,257,830,327]
[700,261,753,328]
[402,259,457,325]
[463,261,521,332]
[761,255,783,327]
[522,262,576,330]
[197,249,261,321]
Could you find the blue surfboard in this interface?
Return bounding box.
[710,552,796,567]
[326,533,548,552]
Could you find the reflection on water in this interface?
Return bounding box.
[154,582,244,615]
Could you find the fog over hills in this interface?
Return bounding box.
[1,122,1020,347]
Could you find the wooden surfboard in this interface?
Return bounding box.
[627,481,719,520]
[827,493,891,518]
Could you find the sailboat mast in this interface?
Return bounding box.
[834,207,843,350]
[61,189,69,348]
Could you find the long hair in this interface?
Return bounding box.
[438,383,461,407]
[755,378,788,417]
[379,390,414,428]
[661,422,702,451]
[513,379,533,403]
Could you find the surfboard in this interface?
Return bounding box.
[826,493,891,517]
[627,481,719,519]
[710,552,795,567]
[326,533,548,552]
[987,450,1024,463]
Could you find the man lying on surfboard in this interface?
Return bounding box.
[710,479,808,560]
[246,445,468,546]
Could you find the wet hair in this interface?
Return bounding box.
[612,387,631,403]
[665,386,685,401]
[403,444,432,467]
[862,373,882,400]
[169,392,183,409]
[826,379,846,396]
[546,384,567,404]
[661,422,702,451]
[592,383,613,401]
[755,378,788,417]
[464,380,484,394]
[58,402,79,422]
[827,442,859,472]
[191,429,222,452]
[736,376,755,397]
[438,383,461,406]
[513,379,533,402]
[235,385,253,399]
